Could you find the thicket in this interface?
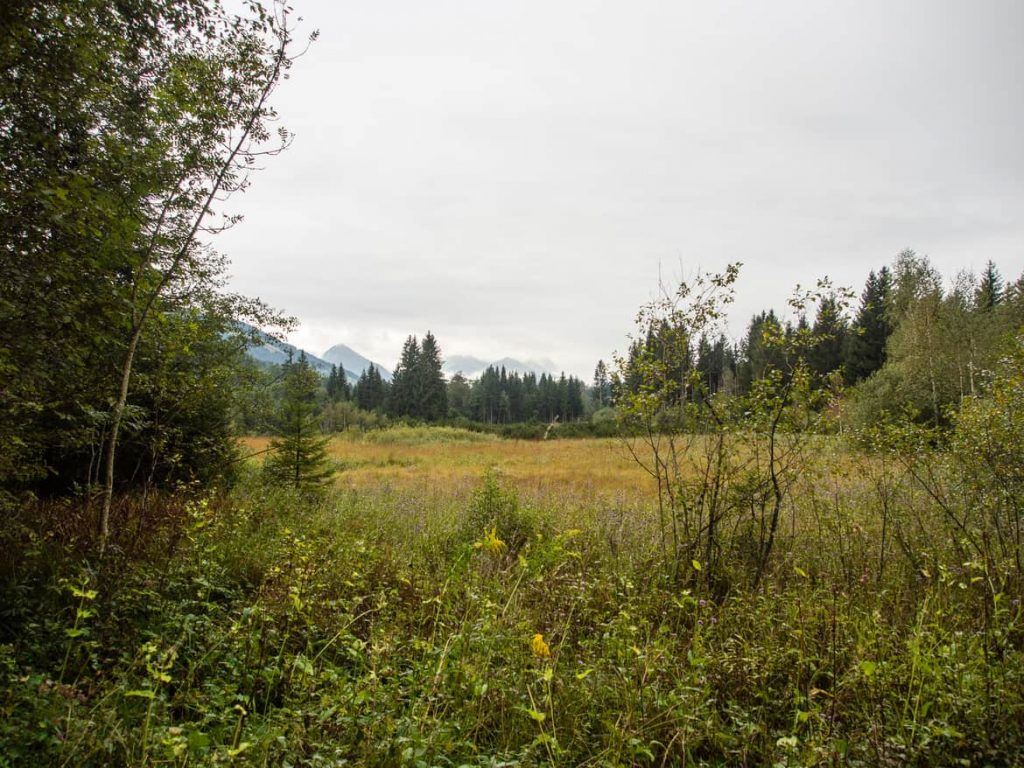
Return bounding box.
[0,0,309,539]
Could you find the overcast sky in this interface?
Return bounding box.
[217,0,1024,377]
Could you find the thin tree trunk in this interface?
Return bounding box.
[99,324,143,554]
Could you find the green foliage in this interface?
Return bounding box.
[353,363,389,412]
[613,266,849,586]
[325,363,351,402]
[845,266,893,383]
[321,399,392,432]
[847,252,1024,428]
[949,337,1024,581]
[360,425,498,445]
[3,437,1024,766]
[460,470,545,554]
[0,0,298,511]
[263,355,333,490]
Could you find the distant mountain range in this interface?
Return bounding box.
[243,325,339,377]
[243,328,555,383]
[321,344,392,382]
[442,355,556,378]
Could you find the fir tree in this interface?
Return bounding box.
[326,364,351,401]
[264,354,333,489]
[808,295,848,379]
[593,360,610,407]
[388,335,421,418]
[845,268,893,383]
[354,365,387,411]
[975,260,1003,311]
[417,331,448,421]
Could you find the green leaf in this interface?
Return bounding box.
[519,707,546,723]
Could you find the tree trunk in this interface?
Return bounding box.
[99,324,143,555]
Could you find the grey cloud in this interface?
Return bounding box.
[218,0,1024,376]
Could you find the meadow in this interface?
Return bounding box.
[3,425,1021,766]
[243,429,654,502]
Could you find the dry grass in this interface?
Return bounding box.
[241,430,654,502]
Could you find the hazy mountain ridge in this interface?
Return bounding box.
[241,324,340,377]
[243,329,558,382]
[443,355,557,378]
[321,343,392,382]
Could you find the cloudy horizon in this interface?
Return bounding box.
[216,0,1024,378]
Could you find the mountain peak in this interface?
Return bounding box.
[442,355,554,379]
[321,343,392,381]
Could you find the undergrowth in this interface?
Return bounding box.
[1,456,1022,766]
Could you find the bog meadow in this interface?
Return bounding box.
[3,1,1024,766]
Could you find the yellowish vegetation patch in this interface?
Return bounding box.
[241,431,654,501]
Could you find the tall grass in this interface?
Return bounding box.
[1,432,1021,766]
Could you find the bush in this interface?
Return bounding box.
[459,470,545,554]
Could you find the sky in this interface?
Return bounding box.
[217,0,1024,377]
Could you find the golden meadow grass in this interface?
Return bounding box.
[242,429,656,502]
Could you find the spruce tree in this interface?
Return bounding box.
[336,365,353,400]
[593,360,610,407]
[808,295,848,379]
[264,354,333,489]
[418,331,448,421]
[326,364,351,401]
[355,365,386,411]
[388,336,421,418]
[327,365,339,400]
[695,335,719,395]
[354,369,371,410]
[975,260,1003,311]
[507,373,525,420]
[846,268,893,383]
[567,376,585,420]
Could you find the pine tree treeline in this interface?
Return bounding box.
[447,367,586,424]
[249,252,1023,436]
[615,251,1024,427]
[340,333,588,425]
[385,331,448,420]
[325,364,351,401]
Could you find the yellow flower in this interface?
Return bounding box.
[474,526,506,556]
[531,633,551,659]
